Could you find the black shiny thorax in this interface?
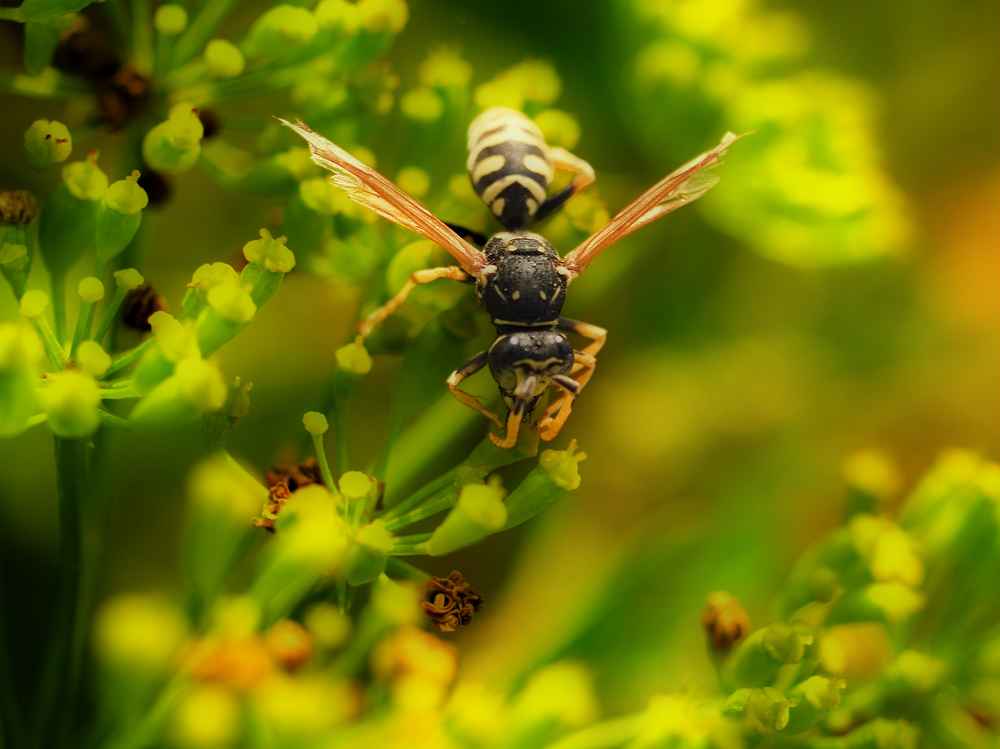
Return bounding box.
[476,232,569,330]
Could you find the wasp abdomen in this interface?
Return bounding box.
[467,108,554,229]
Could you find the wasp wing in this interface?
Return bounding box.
[280,118,487,276]
[562,132,742,276]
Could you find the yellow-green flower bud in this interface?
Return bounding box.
[849,515,923,588]
[189,453,267,522]
[0,322,42,437]
[829,582,924,626]
[77,340,111,377]
[24,119,72,167]
[427,482,507,556]
[303,410,328,435]
[356,0,408,34]
[253,485,350,622]
[142,105,204,174]
[154,4,187,35]
[94,594,187,674]
[169,685,240,749]
[504,441,586,529]
[40,370,101,437]
[304,603,350,650]
[150,312,196,362]
[242,228,295,273]
[77,276,104,303]
[203,38,245,78]
[114,268,145,291]
[20,289,49,318]
[176,357,227,412]
[298,177,346,215]
[335,340,372,375]
[245,5,318,59]
[370,574,420,627]
[191,261,239,291]
[207,283,256,323]
[534,109,581,150]
[419,49,472,89]
[401,87,443,122]
[340,470,376,502]
[63,153,108,200]
[396,166,430,197]
[314,0,360,33]
[785,676,843,733]
[725,623,813,688]
[103,171,148,215]
[508,60,561,104]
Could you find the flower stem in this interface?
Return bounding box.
[35,438,90,748]
[104,338,155,379]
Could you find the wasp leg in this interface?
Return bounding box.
[358,265,470,339]
[534,147,597,223]
[447,351,503,428]
[445,223,488,248]
[489,375,536,448]
[537,318,607,441]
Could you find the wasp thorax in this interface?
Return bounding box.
[479,233,567,329]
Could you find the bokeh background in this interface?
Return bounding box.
[2,0,999,716]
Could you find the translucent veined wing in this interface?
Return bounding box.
[562,132,743,277]
[279,118,487,276]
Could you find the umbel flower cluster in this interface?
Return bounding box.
[84,449,1000,748]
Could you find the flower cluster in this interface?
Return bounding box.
[624,0,911,267]
[0,130,295,439]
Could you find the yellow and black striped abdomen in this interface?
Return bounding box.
[467,108,554,229]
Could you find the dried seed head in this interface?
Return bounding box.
[121,284,167,331]
[422,570,483,633]
[256,457,323,530]
[702,591,751,653]
[0,190,39,225]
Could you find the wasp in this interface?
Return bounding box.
[282,109,739,448]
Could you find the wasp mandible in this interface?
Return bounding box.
[282,108,740,448]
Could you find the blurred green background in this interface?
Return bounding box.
[2,0,999,715]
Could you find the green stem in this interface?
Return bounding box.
[0,580,26,749]
[0,7,25,21]
[130,0,154,74]
[310,433,337,492]
[50,272,66,342]
[385,558,429,581]
[35,438,89,748]
[171,0,237,67]
[30,317,66,370]
[379,470,454,524]
[70,301,96,357]
[384,487,457,532]
[104,338,154,379]
[94,288,127,345]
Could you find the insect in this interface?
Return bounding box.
[281,112,739,448]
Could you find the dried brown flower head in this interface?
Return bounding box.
[121,284,167,331]
[701,591,751,653]
[255,458,324,530]
[422,571,482,633]
[0,190,39,225]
